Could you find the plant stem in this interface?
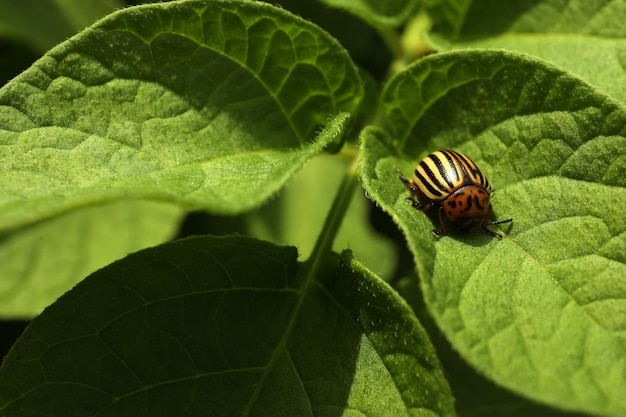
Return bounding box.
[242,153,361,415]
[305,152,360,269]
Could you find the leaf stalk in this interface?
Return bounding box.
[305,150,360,269]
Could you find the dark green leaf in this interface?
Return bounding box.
[0,236,455,417]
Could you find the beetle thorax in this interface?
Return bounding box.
[441,185,491,227]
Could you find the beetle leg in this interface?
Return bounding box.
[396,169,410,185]
[405,197,425,212]
[407,197,436,213]
[480,204,512,238]
[483,228,503,239]
[399,168,449,238]
[489,218,513,226]
[396,169,418,193]
[432,205,447,237]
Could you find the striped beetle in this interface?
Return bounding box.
[397,150,512,238]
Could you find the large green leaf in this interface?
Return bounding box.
[0,200,183,318]
[425,0,626,103]
[0,236,455,417]
[361,50,626,416]
[0,0,362,229]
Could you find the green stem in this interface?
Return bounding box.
[305,152,360,269]
[242,154,361,416]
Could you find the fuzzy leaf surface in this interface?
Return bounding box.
[0,0,362,229]
[361,50,626,416]
[425,0,626,103]
[0,236,455,417]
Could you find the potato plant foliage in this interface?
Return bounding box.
[0,1,624,417]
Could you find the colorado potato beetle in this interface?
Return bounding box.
[397,150,512,238]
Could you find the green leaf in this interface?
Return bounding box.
[0,200,183,318]
[0,0,362,228]
[425,0,626,103]
[317,0,421,27]
[0,236,455,417]
[361,50,626,416]
[421,0,469,37]
[0,0,122,52]
[397,277,590,417]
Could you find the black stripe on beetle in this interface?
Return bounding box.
[397,150,513,238]
[415,162,446,197]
